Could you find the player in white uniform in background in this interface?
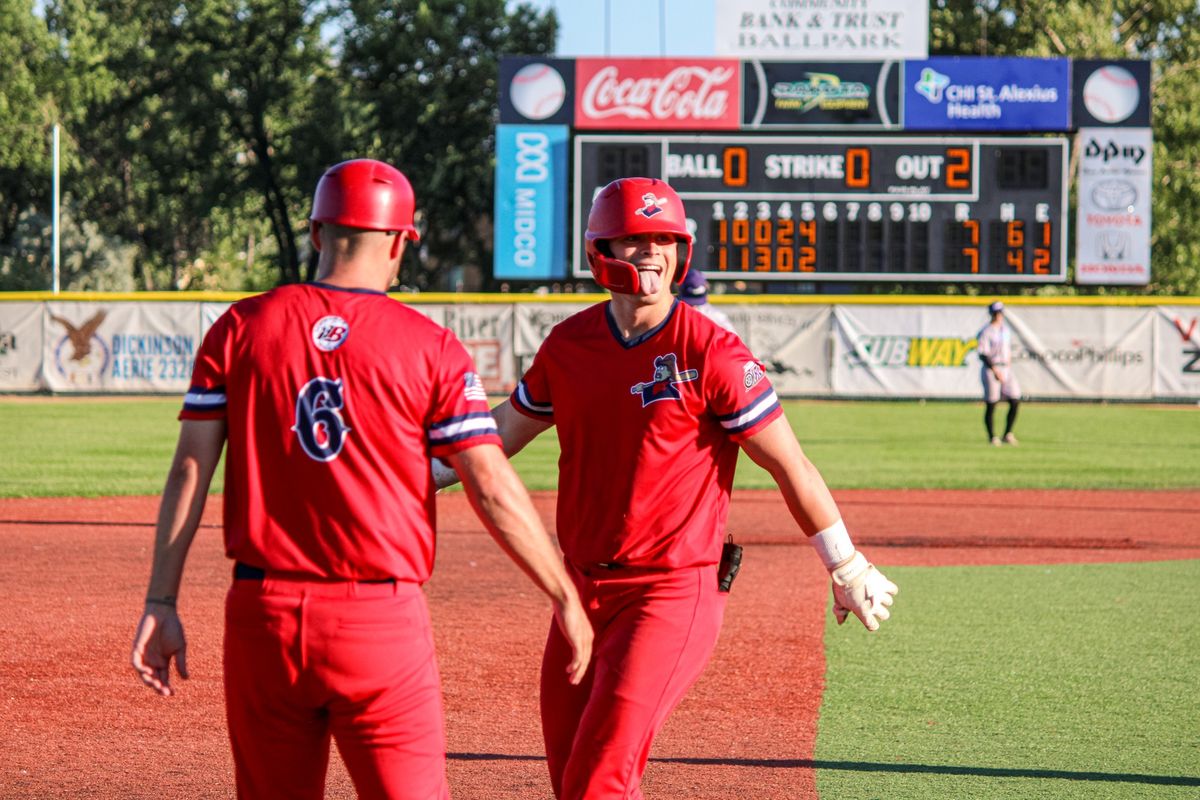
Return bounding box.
[977,301,1021,446]
[677,268,738,335]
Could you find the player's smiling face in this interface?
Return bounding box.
[610,232,679,300]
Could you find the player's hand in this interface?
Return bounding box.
[553,595,594,686]
[830,551,898,632]
[131,606,189,696]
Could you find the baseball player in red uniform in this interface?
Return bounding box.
[131,159,592,800]
[977,300,1021,445]
[435,177,898,800]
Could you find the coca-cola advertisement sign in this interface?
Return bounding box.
[575,58,742,130]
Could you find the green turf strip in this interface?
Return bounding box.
[816,561,1200,800]
[1,398,1197,496]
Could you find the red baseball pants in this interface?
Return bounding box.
[224,576,449,800]
[540,563,727,800]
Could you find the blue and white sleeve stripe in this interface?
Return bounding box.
[512,380,553,417]
[717,387,780,434]
[428,411,499,445]
[182,385,227,413]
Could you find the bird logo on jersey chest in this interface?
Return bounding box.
[630,352,699,406]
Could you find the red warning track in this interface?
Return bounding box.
[0,490,1195,799]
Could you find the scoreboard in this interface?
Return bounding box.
[573,135,1068,283]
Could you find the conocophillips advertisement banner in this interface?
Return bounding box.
[1006,306,1153,398]
[494,125,568,281]
[832,305,985,397]
[43,302,200,393]
[1074,128,1152,286]
[0,302,43,391]
[715,0,928,60]
[1153,307,1200,398]
[742,60,901,129]
[904,56,1070,131]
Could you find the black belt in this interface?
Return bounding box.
[233,561,395,584]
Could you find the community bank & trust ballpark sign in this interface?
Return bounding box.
[715,0,929,60]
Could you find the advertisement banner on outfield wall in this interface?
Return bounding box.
[832,305,984,397]
[514,303,591,375]
[43,302,200,393]
[0,302,44,391]
[722,304,833,396]
[1153,306,1200,398]
[1074,128,1152,285]
[1006,306,1154,398]
[438,304,516,395]
[200,302,232,335]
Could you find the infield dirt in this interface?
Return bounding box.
[0,490,1196,799]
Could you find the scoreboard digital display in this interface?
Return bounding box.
[573,135,1068,283]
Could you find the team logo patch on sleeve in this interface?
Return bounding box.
[630,352,699,406]
[463,372,488,402]
[311,316,349,352]
[743,360,765,390]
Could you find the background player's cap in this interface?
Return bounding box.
[311,159,420,240]
[679,268,708,305]
[988,301,1005,314]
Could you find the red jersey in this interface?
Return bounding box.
[180,283,501,582]
[511,300,782,569]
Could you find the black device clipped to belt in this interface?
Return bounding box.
[717,534,743,593]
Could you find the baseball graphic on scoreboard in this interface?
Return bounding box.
[1082,66,1140,124]
[510,63,567,121]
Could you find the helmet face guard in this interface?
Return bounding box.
[310,159,420,241]
[584,177,692,294]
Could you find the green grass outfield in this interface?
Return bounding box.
[0,396,1196,796]
[0,397,1196,497]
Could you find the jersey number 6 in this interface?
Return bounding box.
[293,377,351,462]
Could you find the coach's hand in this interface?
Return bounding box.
[830,552,898,632]
[131,605,189,696]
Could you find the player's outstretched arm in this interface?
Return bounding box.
[432,399,553,490]
[739,416,898,632]
[132,418,226,696]
[448,444,592,684]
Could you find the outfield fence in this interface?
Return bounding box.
[2,293,1199,401]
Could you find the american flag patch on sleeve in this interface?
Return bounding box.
[463,372,488,402]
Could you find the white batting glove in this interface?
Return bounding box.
[830,551,898,632]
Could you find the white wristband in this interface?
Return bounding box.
[809,518,856,571]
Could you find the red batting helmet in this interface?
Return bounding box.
[585,177,692,293]
[310,159,420,240]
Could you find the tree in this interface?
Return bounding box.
[335,0,556,289]
[930,0,1200,295]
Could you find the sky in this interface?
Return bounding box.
[519,0,716,57]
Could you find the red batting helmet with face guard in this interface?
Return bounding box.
[585,177,692,293]
[310,159,420,240]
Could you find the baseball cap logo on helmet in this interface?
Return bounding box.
[585,177,692,294]
[311,159,420,241]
